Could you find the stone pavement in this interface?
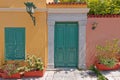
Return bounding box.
[1,69,120,80]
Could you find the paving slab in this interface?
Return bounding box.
[45,77,53,80]
[76,76,85,80]
[111,71,120,77]
[101,71,113,77]
[106,77,115,80]
[91,77,97,80]
[113,77,120,80]
[0,69,120,80]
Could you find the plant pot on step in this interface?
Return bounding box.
[95,63,120,71]
[1,73,21,79]
[24,69,45,77]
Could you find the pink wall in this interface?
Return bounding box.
[86,17,120,68]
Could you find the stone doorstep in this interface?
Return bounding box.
[46,68,78,71]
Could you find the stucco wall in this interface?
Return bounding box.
[86,17,120,68]
[0,0,46,8]
[0,11,48,67]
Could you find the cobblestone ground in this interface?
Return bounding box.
[0,69,120,80]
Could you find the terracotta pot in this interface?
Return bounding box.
[0,73,2,77]
[0,69,4,77]
[95,63,120,71]
[24,69,45,77]
[1,73,21,79]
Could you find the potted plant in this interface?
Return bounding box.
[23,55,45,77]
[95,39,120,70]
[1,61,22,79]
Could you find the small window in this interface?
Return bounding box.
[5,28,25,60]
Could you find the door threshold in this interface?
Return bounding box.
[47,68,77,71]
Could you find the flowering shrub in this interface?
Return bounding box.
[17,55,44,72]
[2,61,21,75]
[26,55,44,71]
[96,39,120,67]
[97,39,120,54]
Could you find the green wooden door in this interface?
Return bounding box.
[5,28,25,60]
[55,22,78,67]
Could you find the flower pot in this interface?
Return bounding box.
[95,63,120,71]
[0,69,4,77]
[1,73,21,79]
[24,69,45,77]
[0,73,2,77]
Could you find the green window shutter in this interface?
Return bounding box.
[5,28,25,60]
[5,28,16,60]
[15,28,25,59]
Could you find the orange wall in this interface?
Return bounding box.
[0,11,48,66]
[0,0,46,8]
[0,0,48,66]
[86,17,120,68]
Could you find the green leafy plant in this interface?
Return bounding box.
[97,39,120,53]
[89,65,108,80]
[96,39,120,67]
[16,55,44,73]
[99,58,118,67]
[57,0,120,15]
[16,66,29,73]
[86,0,120,15]
[2,61,21,76]
[23,55,44,72]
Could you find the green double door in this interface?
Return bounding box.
[5,28,25,60]
[55,22,78,67]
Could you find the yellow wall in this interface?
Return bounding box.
[0,0,48,67]
[0,0,46,8]
[0,11,48,67]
